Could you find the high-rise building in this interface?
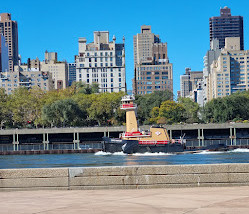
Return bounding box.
[133,25,173,95]
[40,51,68,90]
[180,68,203,98]
[180,68,203,106]
[206,37,249,102]
[0,13,18,72]
[203,39,222,105]
[75,31,126,93]
[0,35,9,73]
[209,6,244,50]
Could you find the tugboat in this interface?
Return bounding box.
[103,95,185,154]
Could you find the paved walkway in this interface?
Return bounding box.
[1,186,249,214]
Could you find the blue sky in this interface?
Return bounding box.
[1,0,248,96]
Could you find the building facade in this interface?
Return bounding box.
[40,51,68,90]
[203,39,222,105]
[133,25,173,95]
[75,31,126,93]
[180,67,203,98]
[206,37,249,102]
[209,6,244,50]
[0,13,18,72]
[0,35,9,73]
[68,63,76,86]
[0,64,53,94]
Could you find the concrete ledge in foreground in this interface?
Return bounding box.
[1,164,249,191]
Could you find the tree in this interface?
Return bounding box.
[41,99,85,127]
[135,90,173,124]
[7,87,45,127]
[178,97,200,123]
[203,92,249,123]
[149,107,160,124]
[157,100,186,124]
[71,82,99,94]
[0,88,10,129]
[87,92,124,125]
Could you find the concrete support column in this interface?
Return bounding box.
[201,129,204,147]
[230,127,236,146]
[12,133,19,151]
[234,128,237,146]
[198,129,204,147]
[73,132,80,150]
[169,130,172,140]
[43,133,49,150]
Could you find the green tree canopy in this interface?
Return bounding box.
[135,90,173,124]
[41,98,85,127]
[178,97,200,123]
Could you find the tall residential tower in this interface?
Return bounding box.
[0,13,18,72]
[133,25,173,95]
[209,6,244,50]
[206,37,249,102]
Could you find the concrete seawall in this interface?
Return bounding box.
[1,164,249,191]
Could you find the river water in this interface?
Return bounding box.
[1,149,249,169]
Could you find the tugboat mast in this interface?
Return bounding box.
[120,95,138,133]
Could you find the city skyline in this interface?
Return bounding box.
[1,0,249,96]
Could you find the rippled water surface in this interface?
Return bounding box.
[1,149,249,169]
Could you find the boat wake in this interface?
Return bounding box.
[95,151,174,156]
[132,152,174,156]
[94,151,126,156]
[194,148,249,155]
[230,148,249,153]
[195,150,226,155]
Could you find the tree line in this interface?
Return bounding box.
[0,83,248,129]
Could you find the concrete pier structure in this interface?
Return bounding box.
[1,123,249,152]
